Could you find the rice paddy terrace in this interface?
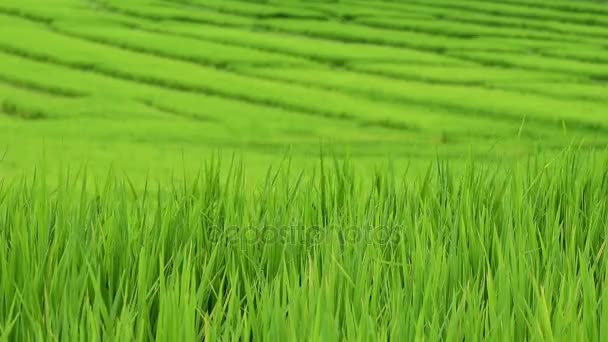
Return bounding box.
[4,1,608,340]
[0,0,607,177]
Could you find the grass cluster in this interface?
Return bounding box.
[2,151,608,340]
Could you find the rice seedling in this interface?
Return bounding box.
[1,151,608,340]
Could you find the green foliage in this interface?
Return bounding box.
[1,152,608,340]
[1,0,608,339]
[1,0,607,177]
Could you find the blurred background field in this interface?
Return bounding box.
[1,0,607,181]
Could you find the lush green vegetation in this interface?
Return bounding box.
[1,0,608,178]
[1,152,608,340]
[1,0,608,340]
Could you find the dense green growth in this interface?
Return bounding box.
[1,0,608,340]
[2,151,608,340]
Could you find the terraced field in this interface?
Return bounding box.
[3,1,608,340]
[1,0,607,178]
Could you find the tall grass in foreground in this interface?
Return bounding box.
[1,151,608,341]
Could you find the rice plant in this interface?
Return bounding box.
[1,150,608,340]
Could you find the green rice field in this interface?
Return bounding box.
[1,0,608,340]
